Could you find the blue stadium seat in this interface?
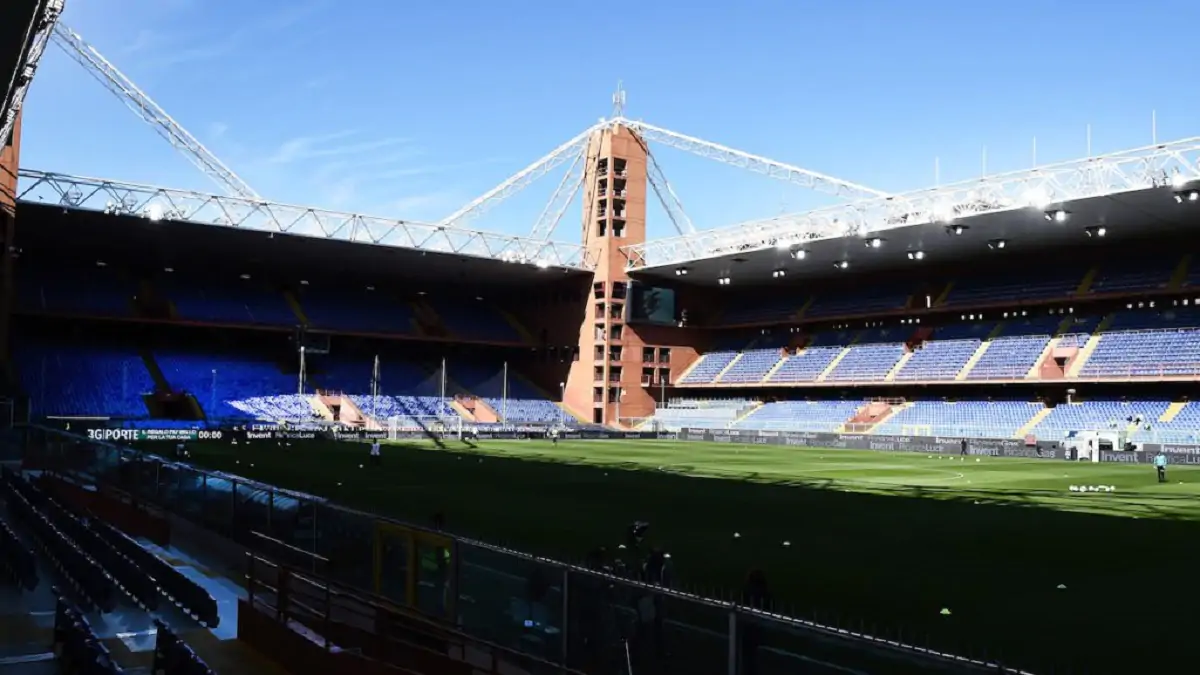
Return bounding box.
[735,400,862,432]
[430,299,521,343]
[824,329,907,382]
[1032,400,1170,440]
[157,275,297,326]
[157,352,297,421]
[894,323,991,381]
[874,401,1042,438]
[1080,310,1200,377]
[804,288,910,318]
[298,287,417,334]
[1089,256,1174,294]
[17,261,137,316]
[18,343,154,419]
[450,363,562,423]
[650,399,756,429]
[944,265,1088,306]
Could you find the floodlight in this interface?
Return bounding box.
[987,239,1007,250]
[834,260,850,270]
[1044,209,1069,223]
[1084,226,1106,237]
[792,249,807,260]
[907,250,926,260]
[772,269,786,278]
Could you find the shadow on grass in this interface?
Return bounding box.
[188,439,1200,675]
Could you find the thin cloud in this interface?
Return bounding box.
[208,121,229,140]
[268,131,414,165]
[392,191,460,218]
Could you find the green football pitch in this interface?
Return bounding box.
[181,438,1200,674]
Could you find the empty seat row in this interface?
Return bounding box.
[154,620,216,675]
[54,594,125,674]
[2,469,117,612]
[28,486,159,611]
[0,513,38,590]
[87,516,220,627]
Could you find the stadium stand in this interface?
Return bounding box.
[430,298,522,342]
[1089,256,1175,294]
[804,287,911,318]
[16,260,137,316]
[1078,309,1200,377]
[735,399,863,432]
[824,329,907,382]
[17,342,155,418]
[873,400,1043,438]
[894,323,991,381]
[965,316,1062,380]
[157,273,297,326]
[650,398,755,429]
[450,362,562,423]
[1032,400,1171,440]
[295,286,417,334]
[157,351,297,421]
[942,264,1090,306]
[768,331,856,383]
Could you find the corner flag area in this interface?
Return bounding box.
[178,437,1200,674]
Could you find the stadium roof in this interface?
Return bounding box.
[16,170,596,273]
[628,184,1200,285]
[17,201,591,288]
[0,0,58,146]
[623,136,1200,274]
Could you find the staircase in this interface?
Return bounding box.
[842,400,905,433]
[495,307,535,343]
[1160,401,1188,423]
[1168,254,1192,290]
[713,354,745,384]
[763,353,792,381]
[674,354,707,383]
[1028,337,1061,378]
[933,281,954,306]
[1066,314,1114,377]
[410,298,448,338]
[730,402,763,427]
[957,341,994,380]
[140,348,170,392]
[793,296,815,321]
[283,290,309,324]
[817,347,853,382]
[884,351,915,382]
[1017,407,1054,437]
[1074,266,1099,295]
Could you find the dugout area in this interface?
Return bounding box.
[142,435,1200,675]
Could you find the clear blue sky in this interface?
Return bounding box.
[19,0,1200,241]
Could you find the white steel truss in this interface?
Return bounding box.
[0,0,63,148]
[622,136,1200,269]
[438,121,608,231]
[443,116,888,238]
[614,117,890,201]
[528,143,587,241]
[49,22,261,200]
[17,170,595,269]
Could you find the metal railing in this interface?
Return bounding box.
[16,424,1031,675]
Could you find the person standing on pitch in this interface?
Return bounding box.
[370,439,382,466]
[1155,451,1167,483]
[960,438,969,456]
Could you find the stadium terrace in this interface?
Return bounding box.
[5,14,1200,675]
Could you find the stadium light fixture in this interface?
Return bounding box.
[299,279,309,285]
[1171,171,1188,189]
[1084,225,1106,237]
[988,238,1007,250]
[675,267,689,276]
[95,260,106,267]
[864,237,884,248]
[772,269,786,278]
[946,224,968,235]
[1044,209,1069,223]
[366,285,376,291]
[792,249,807,260]
[1174,189,1200,204]
[717,276,732,285]
[164,267,174,273]
[834,260,850,270]
[239,273,250,280]
[907,250,926,261]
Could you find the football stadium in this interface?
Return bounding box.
[4,5,1200,675]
